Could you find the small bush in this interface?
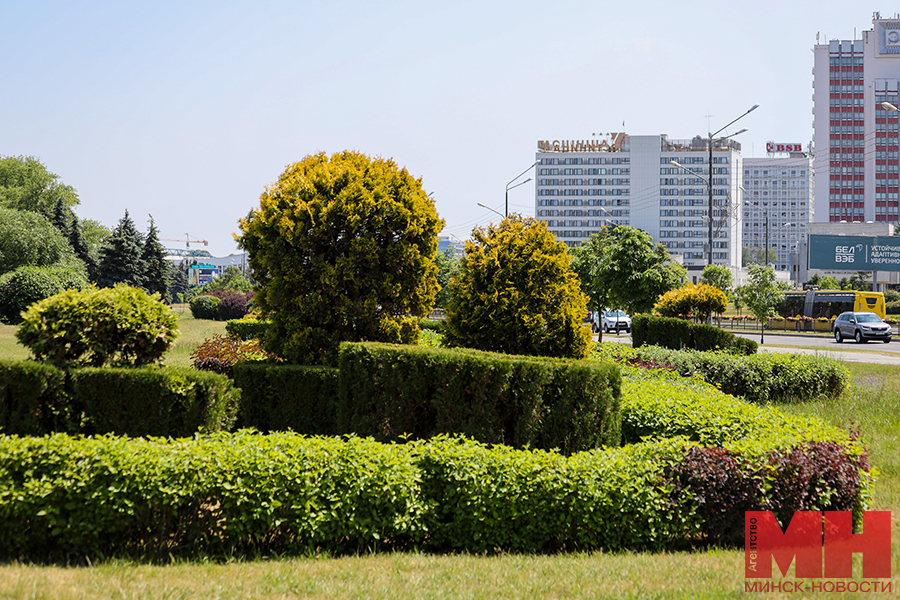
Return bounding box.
[16,285,178,368]
[189,295,220,320]
[217,292,254,321]
[225,318,269,340]
[419,319,444,333]
[191,334,277,377]
[0,264,89,324]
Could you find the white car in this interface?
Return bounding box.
[594,310,631,334]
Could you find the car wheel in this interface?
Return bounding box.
[855,330,866,344]
[834,329,842,343]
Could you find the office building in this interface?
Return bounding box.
[534,133,743,270]
[742,152,815,278]
[813,12,900,223]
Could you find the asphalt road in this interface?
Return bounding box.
[595,329,900,365]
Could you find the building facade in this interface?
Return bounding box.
[742,153,815,278]
[813,12,900,223]
[534,133,743,270]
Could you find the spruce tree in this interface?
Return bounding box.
[68,214,99,282]
[49,196,71,237]
[141,216,170,300]
[97,210,145,289]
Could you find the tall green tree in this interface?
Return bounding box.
[735,264,789,345]
[593,226,686,316]
[97,211,145,289]
[0,155,79,214]
[699,264,733,295]
[141,216,169,301]
[0,208,82,275]
[237,151,444,365]
[443,215,591,359]
[570,226,615,341]
[68,215,99,282]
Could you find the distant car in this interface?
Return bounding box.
[833,311,892,344]
[594,309,631,334]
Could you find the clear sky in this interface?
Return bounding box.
[1,1,889,256]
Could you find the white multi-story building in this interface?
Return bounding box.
[742,153,815,278]
[813,12,900,224]
[534,133,743,271]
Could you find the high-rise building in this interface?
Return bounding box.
[534,133,743,270]
[742,153,815,279]
[813,12,900,223]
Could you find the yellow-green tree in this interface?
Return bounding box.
[237,151,443,365]
[443,216,591,359]
[655,283,728,323]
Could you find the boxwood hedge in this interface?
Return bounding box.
[592,342,849,404]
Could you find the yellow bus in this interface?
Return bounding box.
[776,290,886,320]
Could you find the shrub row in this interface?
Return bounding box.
[337,342,621,453]
[0,360,238,437]
[592,342,848,404]
[617,366,868,545]
[225,318,269,340]
[190,292,254,321]
[234,342,621,454]
[632,315,758,355]
[0,428,868,560]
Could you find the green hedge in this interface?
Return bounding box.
[0,360,72,436]
[233,362,339,434]
[0,362,238,437]
[632,315,757,355]
[338,342,621,454]
[419,319,444,333]
[592,343,848,404]
[225,318,270,340]
[189,295,220,320]
[0,425,868,559]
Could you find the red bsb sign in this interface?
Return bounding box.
[766,142,803,153]
[745,511,892,579]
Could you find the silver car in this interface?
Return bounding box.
[594,309,631,334]
[833,311,892,344]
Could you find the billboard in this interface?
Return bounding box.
[808,234,900,271]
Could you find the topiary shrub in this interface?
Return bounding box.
[0,264,89,324]
[191,334,278,377]
[15,284,178,368]
[443,215,591,359]
[225,318,269,340]
[189,295,220,320]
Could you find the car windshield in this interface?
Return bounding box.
[856,313,883,323]
[607,311,627,317]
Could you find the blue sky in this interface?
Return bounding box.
[1,1,887,256]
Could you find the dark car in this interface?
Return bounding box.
[833,311,892,344]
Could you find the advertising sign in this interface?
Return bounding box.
[808,234,900,271]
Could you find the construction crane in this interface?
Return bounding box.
[160,233,209,249]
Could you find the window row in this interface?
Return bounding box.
[540,157,629,165]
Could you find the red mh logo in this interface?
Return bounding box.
[745,511,892,579]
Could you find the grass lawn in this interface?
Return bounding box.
[0,319,898,599]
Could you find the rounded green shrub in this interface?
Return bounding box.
[0,264,89,324]
[189,295,220,320]
[16,284,178,368]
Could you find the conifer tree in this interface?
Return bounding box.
[96,210,145,289]
[141,216,169,300]
[49,196,72,237]
[68,214,99,282]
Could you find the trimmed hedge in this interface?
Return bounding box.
[233,362,339,434]
[189,295,220,320]
[0,362,238,437]
[0,426,868,560]
[225,318,270,340]
[592,342,848,404]
[632,315,757,355]
[0,360,71,436]
[338,342,621,454]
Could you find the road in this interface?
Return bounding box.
[595,330,900,365]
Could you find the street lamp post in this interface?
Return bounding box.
[703,105,759,265]
[506,160,540,217]
[477,202,504,219]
